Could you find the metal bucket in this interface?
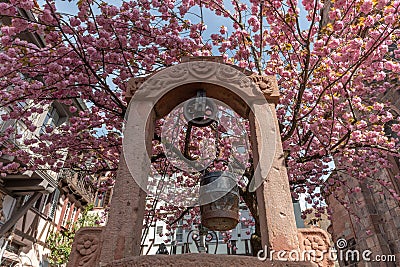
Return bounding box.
[199,171,239,231]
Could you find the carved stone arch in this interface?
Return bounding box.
[124,61,277,192]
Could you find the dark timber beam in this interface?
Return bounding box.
[0,192,42,237]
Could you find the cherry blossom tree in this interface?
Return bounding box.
[1,0,400,252]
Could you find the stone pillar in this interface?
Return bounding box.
[98,154,147,263]
[99,103,155,264]
[250,103,299,254]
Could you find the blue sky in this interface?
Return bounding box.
[37,0,312,48]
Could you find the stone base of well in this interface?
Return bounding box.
[100,254,316,267]
[68,227,334,267]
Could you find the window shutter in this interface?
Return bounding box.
[48,189,60,219]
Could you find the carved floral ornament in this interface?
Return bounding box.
[248,75,278,96]
[297,228,334,267]
[303,235,326,254]
[126,61,279,101]
[67,227,103,267]
[76,234,99,256]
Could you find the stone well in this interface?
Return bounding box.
[67,57,333,267]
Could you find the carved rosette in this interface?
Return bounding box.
[248,75,280,101]
[298,228,334,267]
[67,227,103,267]
[187,60,218,79]
[77,234,98,255]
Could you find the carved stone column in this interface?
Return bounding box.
[248,75,300,253]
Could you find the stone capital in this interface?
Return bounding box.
[248,74,280,103]
[125,76,147,103]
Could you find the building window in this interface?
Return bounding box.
[71,206,78,223]
[0,99,26,132]
[48,189,60,219]
[231,240,237,254]
[40,105,66,134]
[94,192,105,208]
[94,188,112,208]
[0,107,8,131]
[61,202,71,227]
[32,194,48,215]
[156,226,163,235]
[175,228,183,243]
[384,119,399,141]
[40,259,49,267]
[6,242,21,254]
